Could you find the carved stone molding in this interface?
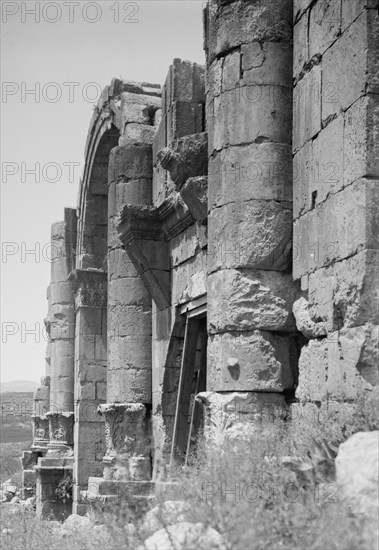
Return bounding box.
[98,403,151,481]
[47,412,74,446]
[69,269,107,310]
[32,415,50,446]
[117,196,194,310]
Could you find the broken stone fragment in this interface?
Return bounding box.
[157,132,208,189]
[293,296,328,338]
[180,176,208,225]
[336,431,379,522]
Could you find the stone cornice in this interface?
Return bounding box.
[118,195,194,244]
[117,195,194,310]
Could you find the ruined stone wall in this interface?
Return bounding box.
[292,0,379,413]
[24,0,379,516]
[149,60,206,476]
[73,82,162,508]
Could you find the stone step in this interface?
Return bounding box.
[87,477,155,498]
[36,457,73,470]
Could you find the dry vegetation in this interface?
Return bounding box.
[1,389,378,550]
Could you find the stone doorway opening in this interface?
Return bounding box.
[170,298,207,467]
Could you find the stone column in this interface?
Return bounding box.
[205,0,298,424]
[71,269,107,514]
[35,217,76,520]
[48,220,75,422]
[103,139,153,483]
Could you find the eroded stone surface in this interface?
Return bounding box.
[209,269,298,333]
[296,325,378,402]
[207,331,297,392]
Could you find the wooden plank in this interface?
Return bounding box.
[169,317,200,467]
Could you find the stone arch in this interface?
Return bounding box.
[77,109,121,270]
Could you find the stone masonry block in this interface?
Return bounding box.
[207,57,222,99]
[111,179,152,212]
[120,124,155,144]
[322,11,378,120]
[79,382,96,401]
[206,0,292,63]
[293,139,313,218]
[170,223,206,268]
[293,178,378,278]
[307,249,379,329]
[166,59,205,105]
[49,282,74,306]
[96,382,106,400]
[107,367,152,403]
[208,200,292,273]
[108,249,137,280]
[108,335,151,374]
[296,325,377,402]
[308,0,341,59]
[222,50,240,92]
[169,101,204,141]
[209,143,292,209]
[242,42,292,88]
[108,305,152,339]
[108,277,151,308]
[208,269,299,334]
[296,338,328,402]
[153,112,167,164]
[293,65,321,151]
[312,114,344,204]
[79,365,107,384]
[171,252,207,305]
[210,86,292,152]
[207,331,297,392]
[344,94,379,187]
[120,92,161,127]
[342,0,378,34]
[293,12,309,78]
[294,0,314,20]
[108,144,153,184]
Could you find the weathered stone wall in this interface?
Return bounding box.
[292,0,379,411]
[23,0,379,516]
[149,60,206,477]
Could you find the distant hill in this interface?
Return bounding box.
[0,380,39,393]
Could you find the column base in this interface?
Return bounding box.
[35,456,73,521]
[98,403,151,481]
[84,476,154,516]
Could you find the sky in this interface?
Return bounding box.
[1,0,206,383]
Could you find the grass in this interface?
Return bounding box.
[0,389,378,549]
